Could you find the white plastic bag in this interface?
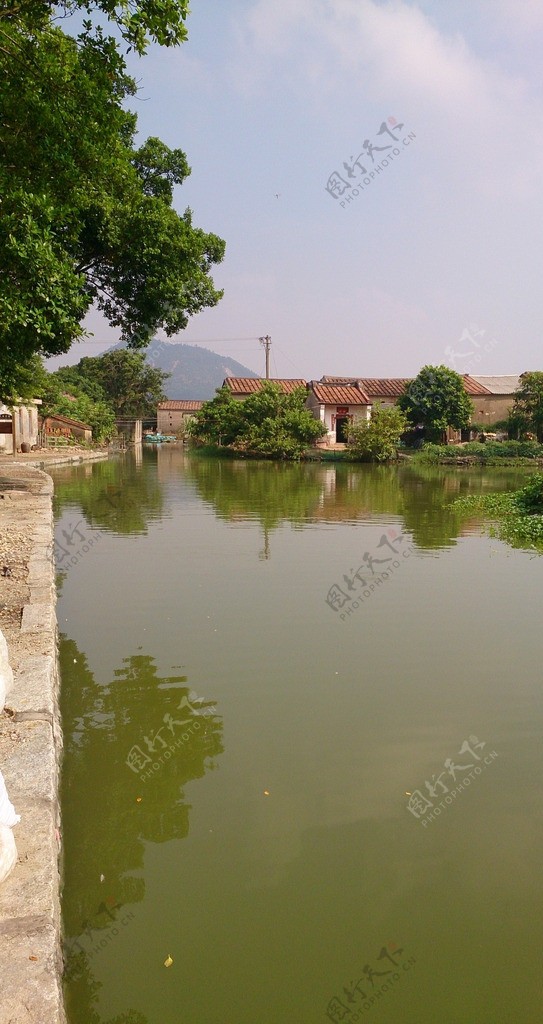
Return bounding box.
[0,825,17,884]
[0,770,20,827]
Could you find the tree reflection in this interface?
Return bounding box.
[60,638,223,1020]
[52,452,165,535]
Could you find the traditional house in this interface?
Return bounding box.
[0,400,42,454]
[41,413,92,442]
[157,400,204,434]
[223,378,306,398]
[306,381,372,445]
[320,374,497,439]
[469,375,521,427]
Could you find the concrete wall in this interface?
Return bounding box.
[0,469,66,1023]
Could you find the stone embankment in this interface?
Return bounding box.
[0,452,106,1023]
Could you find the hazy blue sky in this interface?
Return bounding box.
[49,0,543,382]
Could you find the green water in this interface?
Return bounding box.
[54,450,543,1024]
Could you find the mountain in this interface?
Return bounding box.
[147,342,258,400]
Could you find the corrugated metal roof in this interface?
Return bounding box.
[310,382,371,405]
[223,378,306,395]
[158,401,204,410]
[470,375,521,394]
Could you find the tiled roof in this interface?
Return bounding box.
[158,400,204,411]
[470,375,521,395]
[322,374,493,397]
[309,382,371,405]
[43,413,92,430]
[223,378,306,395]
[321,376,410,397]
[461,375,492,396]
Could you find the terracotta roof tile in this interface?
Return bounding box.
[223,378,306,395]
[158,401,204,411]
[310,382,371,405]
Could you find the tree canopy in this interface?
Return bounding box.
[0,3,224,397]
[511,371,543,442]
[397,365,473,442]
[347,403,407,461]
[189,383,326,459]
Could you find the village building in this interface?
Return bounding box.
[222,378,307,399]
[0,400,42,453]
[41,413,92,442]
[306,381,372,445]
[157,400,204,434]
[469,375,521,427]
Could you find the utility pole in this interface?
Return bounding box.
[259,335,271,379]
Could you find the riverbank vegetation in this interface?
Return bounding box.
[188,383,325,459]
[451,473,543,549]
[414,440,543,465]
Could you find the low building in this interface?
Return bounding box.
[469,375,521,426]
[0,400,42,454]
[223,378,307,399]
[157,400,204,434]
[41,413,92,442]
[306,381,372,445]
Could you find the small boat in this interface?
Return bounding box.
[143,433,177,443]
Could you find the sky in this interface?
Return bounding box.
[48,0,543,383]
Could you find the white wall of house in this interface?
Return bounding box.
[310,402,371,444]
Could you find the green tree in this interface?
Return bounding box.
[189,383,325,459]
[511,371,543,442]
[41,372,116,442]
[1,0,189,55]
[188,386,245,447]
[397,365,473,442]
[0,18,225,395]
[70,350,170,417]
[347,404,407,462]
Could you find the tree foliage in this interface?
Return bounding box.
[189,383,326,459]
[67,350,170,417]
[397,365,473,441]
[347,404,408,461]
[0,0,189,54]
[511,371,543,442]
[0,9,224,395]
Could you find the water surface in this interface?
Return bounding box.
[54,450,543,1024]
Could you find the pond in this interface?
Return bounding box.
[53,449,543,1024]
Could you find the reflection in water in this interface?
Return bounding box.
[183,450,532,552]
[53,456,167,535]
[60,638,223,1022]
